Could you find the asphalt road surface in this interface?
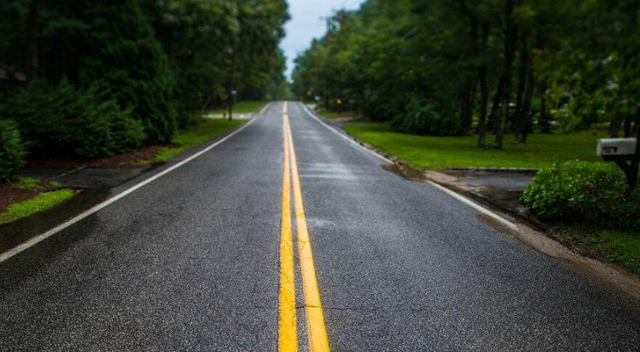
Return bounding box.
[1,102,639,351]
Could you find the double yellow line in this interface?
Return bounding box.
[279,102,331,352]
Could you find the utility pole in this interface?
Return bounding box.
[336,10,347,115]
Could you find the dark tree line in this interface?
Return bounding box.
[292,0,640,148]
[0,0,289,168]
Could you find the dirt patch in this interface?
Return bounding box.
[87,145,169,167]
[0,184,39,213]
[25,145,171,170]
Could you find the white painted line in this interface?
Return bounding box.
[299,103,394,164]
[0,107,268,264]
[297,102,518,231]
[427,181,517,230]
[260,102,272,114]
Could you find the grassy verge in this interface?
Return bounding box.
[153,119,246,163]
[0,189,77,225]
[207,100,267,115]
[552,224,640,274]
[317,110,355,119]
[344,123,605,170]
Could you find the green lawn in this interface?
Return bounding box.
[0,189,77,225]
[345,123,606,170]
[207,100,267,115]
[318,110,355,119]
[153,118,246,163]
[553,224,640,274]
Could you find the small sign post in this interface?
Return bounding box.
[597,137,640,189]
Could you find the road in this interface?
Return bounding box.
[1,101,639,351]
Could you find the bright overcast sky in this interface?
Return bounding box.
[281,0,366,79]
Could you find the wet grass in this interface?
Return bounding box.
[153,119,246,163]
[11,177,61,190]
[344,123,605,170]
[317,110,355,119]
[12,177,42,190]
[552,223,640,274]
[0,189,77,225]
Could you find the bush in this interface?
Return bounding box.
[0,79,145,158]
[0,119,26,182]
[521,161,640,230]
[391,95,458,136]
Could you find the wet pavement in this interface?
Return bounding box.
[446,170,534,192]
[1,102,639,351]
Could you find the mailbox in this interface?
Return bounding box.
[597,137,639,189]
[597,138,637,157]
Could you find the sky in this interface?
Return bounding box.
[281,0,366,80]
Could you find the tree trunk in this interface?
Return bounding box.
[624,112,633,138]
[494,0,517,150]
[610,114,623,138]
[521,68,535,143]
[25,0,42,82]
[477,23,490,147]
[324,91,329,111]
[539,80,550,133]
[459,83,475,135]
[513,34,528,140]
[632,107,640,136]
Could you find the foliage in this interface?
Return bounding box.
[142,0,289,127]
[293,0,640,141]
[521,162,640,231]
[0,79,145,158]
[79,0,177,144]
[0,119,26,182]
[392,96,457,136]
[0,189,77,225]
[0,0,288,150]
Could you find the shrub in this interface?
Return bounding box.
[391,95,458,136]
[521,161,640,230]
[0,119,26,182]
[0,79,145,158]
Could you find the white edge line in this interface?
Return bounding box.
[298,102,517,231]
[300,103,393,164]
[0,104,270,264]
[259,102,271,114]
[427,181,518,230]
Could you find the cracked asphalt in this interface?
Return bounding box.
[1,101,640,351]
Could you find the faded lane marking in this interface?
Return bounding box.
[285,113,331,352]
[279,107,298,352]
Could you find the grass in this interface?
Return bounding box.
[153,118,246,163]
[11,177,62,190]
[317,110,355,119]
[552,223,640,274]
[207,100,267,115]
[0,189,77,225]
[344,122,606,170]
[12,177,42,190]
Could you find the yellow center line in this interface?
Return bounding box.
[284,110,331,352]
[279,105,298,351]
